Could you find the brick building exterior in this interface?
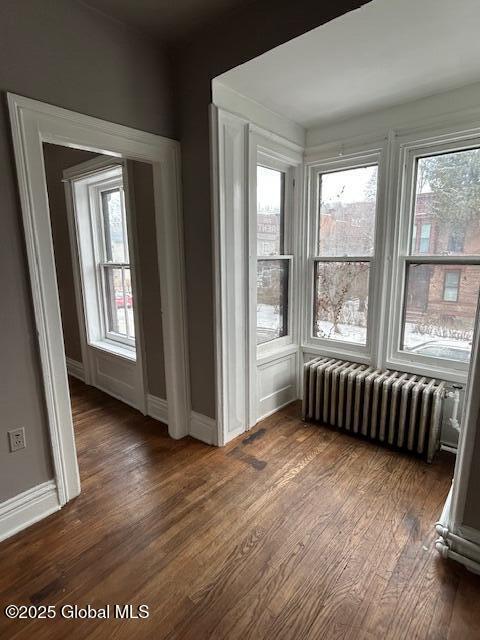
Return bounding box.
[407,192,480,330]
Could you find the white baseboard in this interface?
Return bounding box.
[223,425,247,445]
[190,410,218,445]
[258,397,297,422]
[147,394,169,424]
[66,357,84,381]
[147,394,217,445]
[0,480,60,543]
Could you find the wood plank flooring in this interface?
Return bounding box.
[1,378,479,639]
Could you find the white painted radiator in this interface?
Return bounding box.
[302,358,446,462]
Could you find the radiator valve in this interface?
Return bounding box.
[445,389,461,432]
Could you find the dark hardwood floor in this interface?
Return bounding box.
[1,378,480,639]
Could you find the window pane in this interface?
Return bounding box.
[443,270,460,302]
[318,165,378,257]
[402,263,480,362]
[105,266,127,336]
[102,188,128,262]
[257,166,284,256]
[412,148,480,256]
[313,261,369,344]
[257,260,288,344]
[419,223,431,254]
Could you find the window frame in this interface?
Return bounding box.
[385,133,480,382]
[254,149,296,358]
[90,177,135,348]
[304,150,384,363]
[70,164,137,360]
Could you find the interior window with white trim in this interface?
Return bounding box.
[256,164,290,346]
[313,164,378,347]
[69,164,136,357]
[100,186,135,345]
[400,147,480,365]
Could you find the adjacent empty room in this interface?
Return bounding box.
[1,1,480,639]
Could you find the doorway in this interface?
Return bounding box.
[44,146,152,412]
[8,93,190,509]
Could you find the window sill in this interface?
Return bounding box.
[300,342,371,365]
[89,339,137,362]
[384,356,467,385]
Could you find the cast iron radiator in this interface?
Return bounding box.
[302,358,445,462]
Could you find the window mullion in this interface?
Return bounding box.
[260,254,293,260]
[100,261,129,268]
[103,264,115,336]
[404,255,480,266]
[313,256,373,263]
[121,266,129,338]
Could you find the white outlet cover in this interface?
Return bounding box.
[8,428,26,452]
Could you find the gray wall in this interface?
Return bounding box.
[174,0,370,418]
[43,145,167,400]
[0,0,175,502]
[43,145,97,363]
[128,160,167,399]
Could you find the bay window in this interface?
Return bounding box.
[305,130,480,384]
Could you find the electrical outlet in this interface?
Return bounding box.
[8,428,26,452]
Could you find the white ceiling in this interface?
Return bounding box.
[216,0,480,129]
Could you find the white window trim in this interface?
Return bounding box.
[303,148,387,364]
[384,131,480,384]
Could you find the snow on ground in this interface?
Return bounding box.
[403,323,471,350]
[257,304,281,329]
[316,321,366,344]
[258,305,472,360]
